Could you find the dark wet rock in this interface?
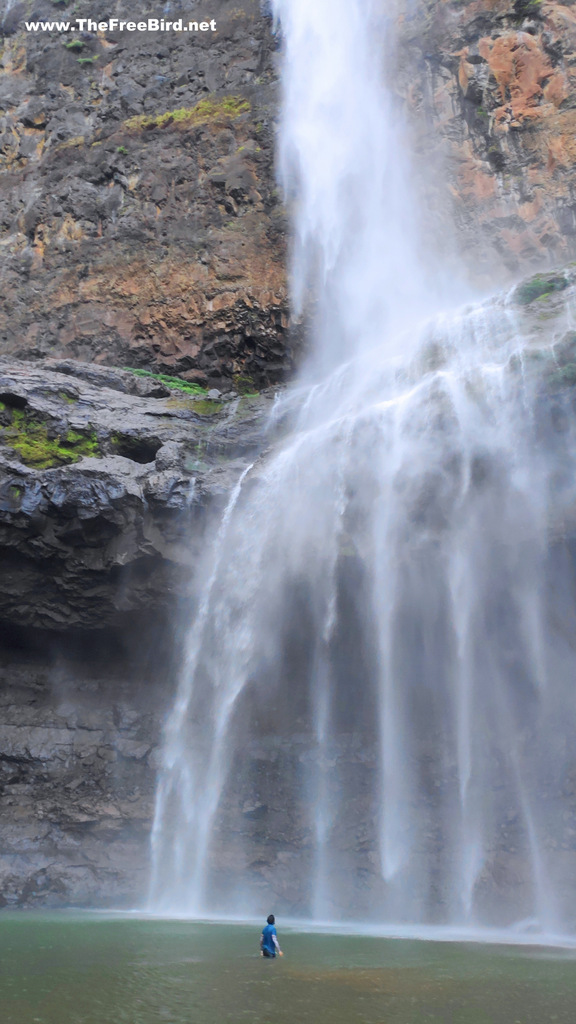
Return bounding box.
[0,646,167,909]
[513,272,569,306]
[4,0,576,910]
[0,359,274,633]
[43,360,172,399]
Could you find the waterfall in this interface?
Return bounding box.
[149,0,576,933]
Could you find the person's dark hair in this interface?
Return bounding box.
[267,914,275,925]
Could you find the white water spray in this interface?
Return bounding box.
[150,0,576,931]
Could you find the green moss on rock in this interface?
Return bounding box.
[513,273,569,306]
[192,400,224,417]
[2,411,100,469]
[123,96,250,133]
[232,372,258,396]
[123,367,208,396]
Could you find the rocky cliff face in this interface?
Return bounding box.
[399,0,576,282]
[2,266,576,908]
[0,0,288,909]
[3,0,576,909]
[0,359,274,631]
[3,0,576,379]
[0,357,275,906]
[0,636,166,908]
[0,0,290,389]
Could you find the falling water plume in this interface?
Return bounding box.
[150,0,576,933]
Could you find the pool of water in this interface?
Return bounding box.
[1,914,576,1024]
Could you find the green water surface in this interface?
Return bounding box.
[0,914,575,1024]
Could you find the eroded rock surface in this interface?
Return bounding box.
[399,0,576,280]
[4,0,576,910]
[5,0,576,377]
[0,359,274,631]
[0,0,290,388]
[0,633,168,908]
[0,357,275,907]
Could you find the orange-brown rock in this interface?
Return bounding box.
[397,0,576,283]
[0,1,292,388]
[4,0,576,375]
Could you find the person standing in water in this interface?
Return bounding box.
[260,914,283,958]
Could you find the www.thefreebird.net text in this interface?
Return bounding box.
[25,18,217,33]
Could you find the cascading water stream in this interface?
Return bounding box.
[149,0,576,933]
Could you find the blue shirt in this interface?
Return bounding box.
[261,923,277,955]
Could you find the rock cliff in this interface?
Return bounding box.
[3,0,576,374]
[0,0,290,388]
[3,0,576,909]
[399,0,576,281]
[0,357,275,906]
[2,264,576,906]
[0,637,165,908]
[0,359,274,631]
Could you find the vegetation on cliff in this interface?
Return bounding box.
[0,0,290,390]
[123,96,251,132]
[513,273,569,306]
[123,369,209,397]
[0,408,100,470]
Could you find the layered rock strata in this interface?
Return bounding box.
[399,0,576,281]
[1,264,576,906]
[0,0,290,388]
[0,357,275,906]
[0,637,166,908]
[4,0,576,909]
[5,0,576,381]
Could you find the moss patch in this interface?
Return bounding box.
[2,411,100,469]
[123,367,209,396]
[192,400,224,417]
[56,136,85,151]
[232,372,259,396]
[123,96,250,133]
[513,273,569,306]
